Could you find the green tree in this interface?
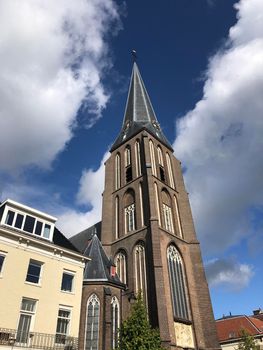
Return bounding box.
[237,329,259,350]
[117,294,166,350]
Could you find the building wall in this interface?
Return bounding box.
[79,284,122,350]
[0,226,85,337]
[100,130,219,349]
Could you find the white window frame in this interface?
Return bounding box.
[55,306,72,344]
[16,298,37,344]
[2,207,54,241]
[61,270,75,293]
[0,252,7,277]
[25,260,43,285]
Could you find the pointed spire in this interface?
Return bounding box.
[111,61,173,151]
[83,234,123,286]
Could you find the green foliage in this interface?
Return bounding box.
[117,294,165,350]
[237,329,259,350]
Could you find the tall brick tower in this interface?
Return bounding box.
[100,61,219,349]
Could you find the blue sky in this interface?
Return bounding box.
[0,0,263,319]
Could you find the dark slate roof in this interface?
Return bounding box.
[111,62,173,151]
[53,227,80,253]
[69,221,101,254]
[83,234,124,286]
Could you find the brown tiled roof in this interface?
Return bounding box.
[216,316,263,342]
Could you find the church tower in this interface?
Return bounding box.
[100,61,219,349]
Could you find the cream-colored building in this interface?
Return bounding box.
[0,199,88,349]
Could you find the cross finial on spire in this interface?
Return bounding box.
[131,49,137,62]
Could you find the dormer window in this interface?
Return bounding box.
[1,200,55,241]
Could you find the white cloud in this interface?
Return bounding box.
[0,0,120,171]
[173,0,263,254]
[205,258,254,291]
[56,152,109,237]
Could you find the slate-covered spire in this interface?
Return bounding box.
[111,62,173,151]
[83,234,123,286]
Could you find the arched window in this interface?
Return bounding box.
[154,183,161,225]
[125,146,132,183]
[149,140,157,176]
[162,190,174,233]
[139,183,144,227]
[115,197,119,239]
[166,153,175,189]
[167,245,189,320]
[157,147,165,182]
[114,252,127,284]
[174,196,183,238]
[134,243,147,305]
[135,141,142,177]
[157,146,164,166]
[111,297,120,349]
[85,294,100,350]
[125,146,131,167]
[124,189,136,233]
[115,154,120,190]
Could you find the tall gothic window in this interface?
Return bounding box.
[174,196,183,238]
[115,154,121,190]
[124,189,136,233]
[139,183,144,227]
[125,146,131,166]
[149,140,157,176]
[111,297,120,349]
[162,190,174,233]
[114,252,127,284]
[135,140,142,177]
[154,183,161,225]
[157,146,165,182]
[167,245,189,320]
[115,197,119,239]
[125,146,132,183]
[85,294,100,350]
[166,153,175,189]
[134,243,147,305]
[125,204,135,232]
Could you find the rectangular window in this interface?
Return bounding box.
[43,224,51,239]
[0,254,6,274]
[15,213,24,229]
[5,210,15,226]
[56,308,71,344]
[61,272,74,292]
[35,221,43,236]
[23,215,36,233]
[17,298,36,344]
[26,260,42,284]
